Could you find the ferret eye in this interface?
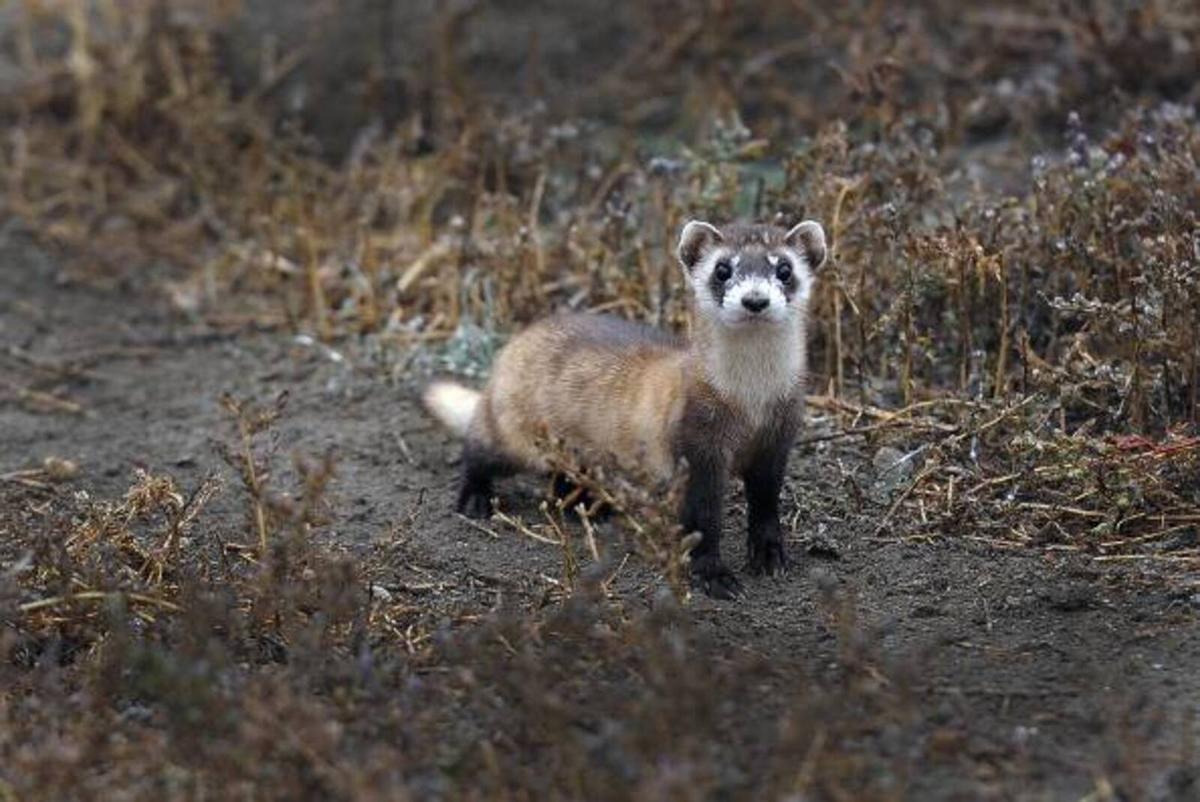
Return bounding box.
[775,260,793,282]
[714,262,733,282]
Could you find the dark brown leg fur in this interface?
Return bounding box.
[678,426,741,600]
[456,441,516,518]
[742,412,798,576]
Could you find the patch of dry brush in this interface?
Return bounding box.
[2,392,926,800]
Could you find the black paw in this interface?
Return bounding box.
[747,529,789,576]
[456,489,493,519]
[690,554,744,600]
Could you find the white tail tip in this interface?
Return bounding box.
[422,381,480,437]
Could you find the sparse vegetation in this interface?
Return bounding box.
[1,1,1198,799]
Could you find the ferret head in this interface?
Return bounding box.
[676,220,827,328]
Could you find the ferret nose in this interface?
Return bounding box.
[742,294,769,313]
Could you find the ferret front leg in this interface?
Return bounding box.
[680,445,741,599]
[741,427,795,576]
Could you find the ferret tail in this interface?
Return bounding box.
[422,381,481,438]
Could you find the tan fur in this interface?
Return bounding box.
[469,316,689,479]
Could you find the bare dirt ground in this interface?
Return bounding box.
[3,229,1197,801]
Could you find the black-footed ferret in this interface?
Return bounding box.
[424,219,827,598]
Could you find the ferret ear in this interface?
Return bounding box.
[677,220,724,271]
[785,220,827,270]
